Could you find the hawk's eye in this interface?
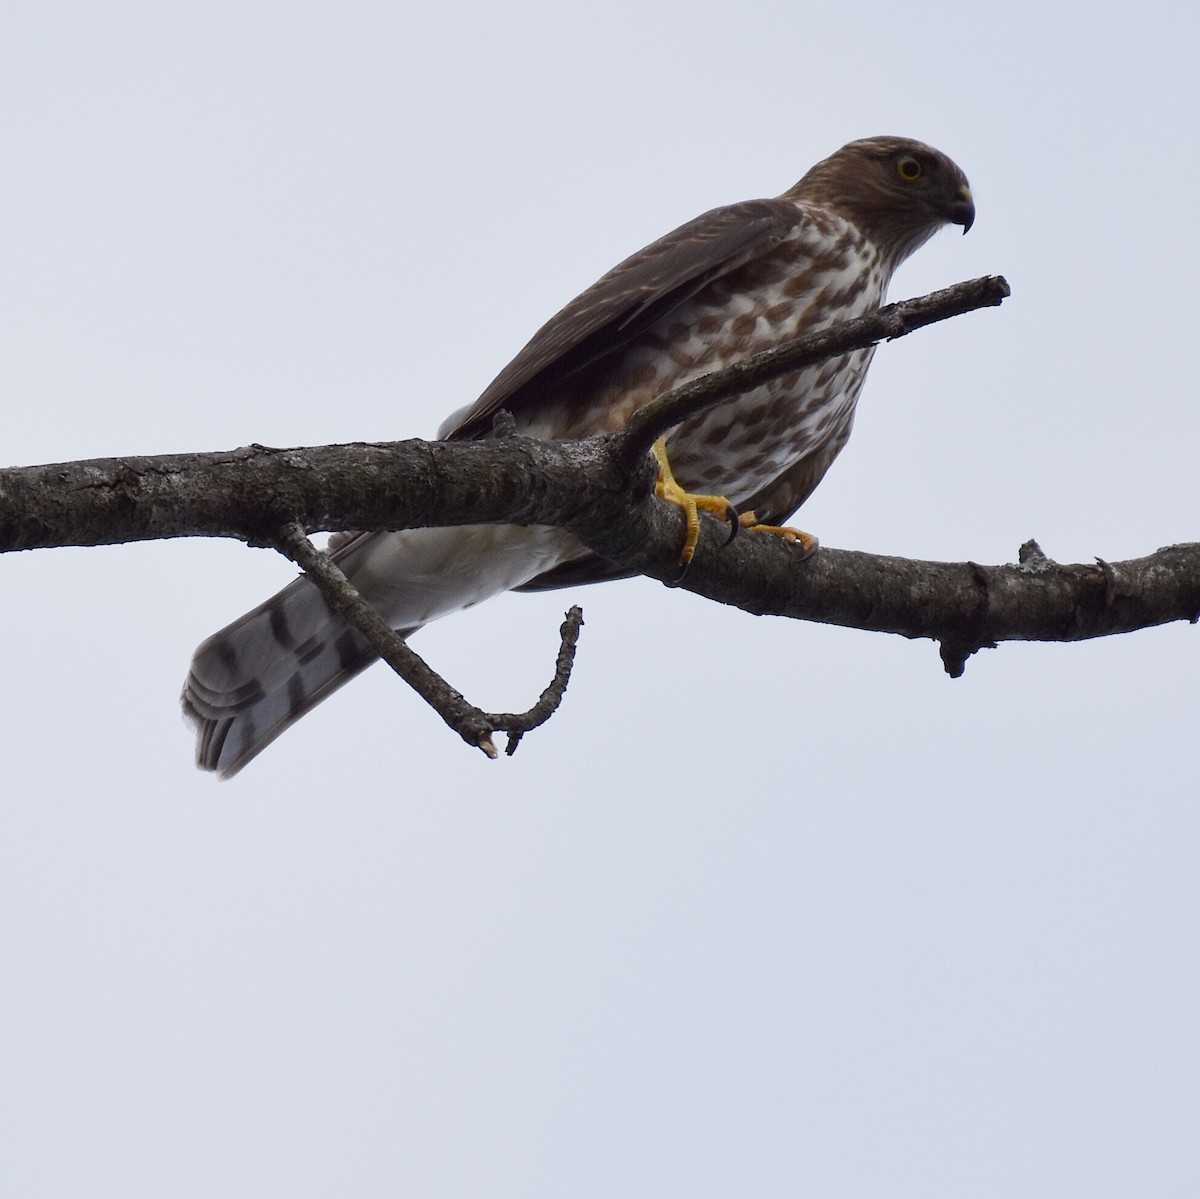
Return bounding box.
[896,156,923,181]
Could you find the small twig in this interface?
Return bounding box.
[272,522,585,757]
[273,521,499,754]
[484,606,585,755]
[618,275,1011,464]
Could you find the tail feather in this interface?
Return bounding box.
[182,524,580,777]
[183,571,381,777]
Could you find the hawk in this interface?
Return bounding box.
[184,135,974,776]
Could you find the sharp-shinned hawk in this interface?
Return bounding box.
[184,135,975,776]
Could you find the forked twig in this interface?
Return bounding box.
[273,521,584,756]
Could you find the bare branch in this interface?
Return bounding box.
[2,274,1196,707]
[272,524,587,754]
[272,521,499,755]
[619,275,1011,463]
[483,606,585,755]
[626,531,1200,673]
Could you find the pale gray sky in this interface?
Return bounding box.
[3,2,1198,1195]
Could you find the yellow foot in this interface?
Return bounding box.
[652,437,739,565]
[737,512,820,559]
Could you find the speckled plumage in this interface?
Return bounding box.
[184,136,974,776]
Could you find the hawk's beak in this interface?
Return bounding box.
[949,185,975,234]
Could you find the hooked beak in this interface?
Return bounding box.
[949,184,975,234]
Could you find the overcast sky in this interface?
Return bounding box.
[3,2,1198,1195]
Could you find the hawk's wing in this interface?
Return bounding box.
[437,198,805,441]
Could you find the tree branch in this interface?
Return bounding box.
[272,521,585,756]
[3,274,1196,727]
[482,606,585,755]
[621,532,1200,672]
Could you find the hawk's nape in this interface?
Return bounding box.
[183,136,974,776]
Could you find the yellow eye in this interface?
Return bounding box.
[896,156,923,181]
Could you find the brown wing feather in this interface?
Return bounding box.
[438,198,805,442]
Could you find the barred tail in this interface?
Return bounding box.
[182,569,389,777]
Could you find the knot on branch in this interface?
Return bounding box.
[938,639,995,679]
[1018,538,1057,572]
[491,409,518,440]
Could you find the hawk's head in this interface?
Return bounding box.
[788,136,974,268]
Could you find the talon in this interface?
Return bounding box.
[652,436,739,565]
[723,502,741,547]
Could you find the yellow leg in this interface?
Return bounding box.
[652,437,738,565]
